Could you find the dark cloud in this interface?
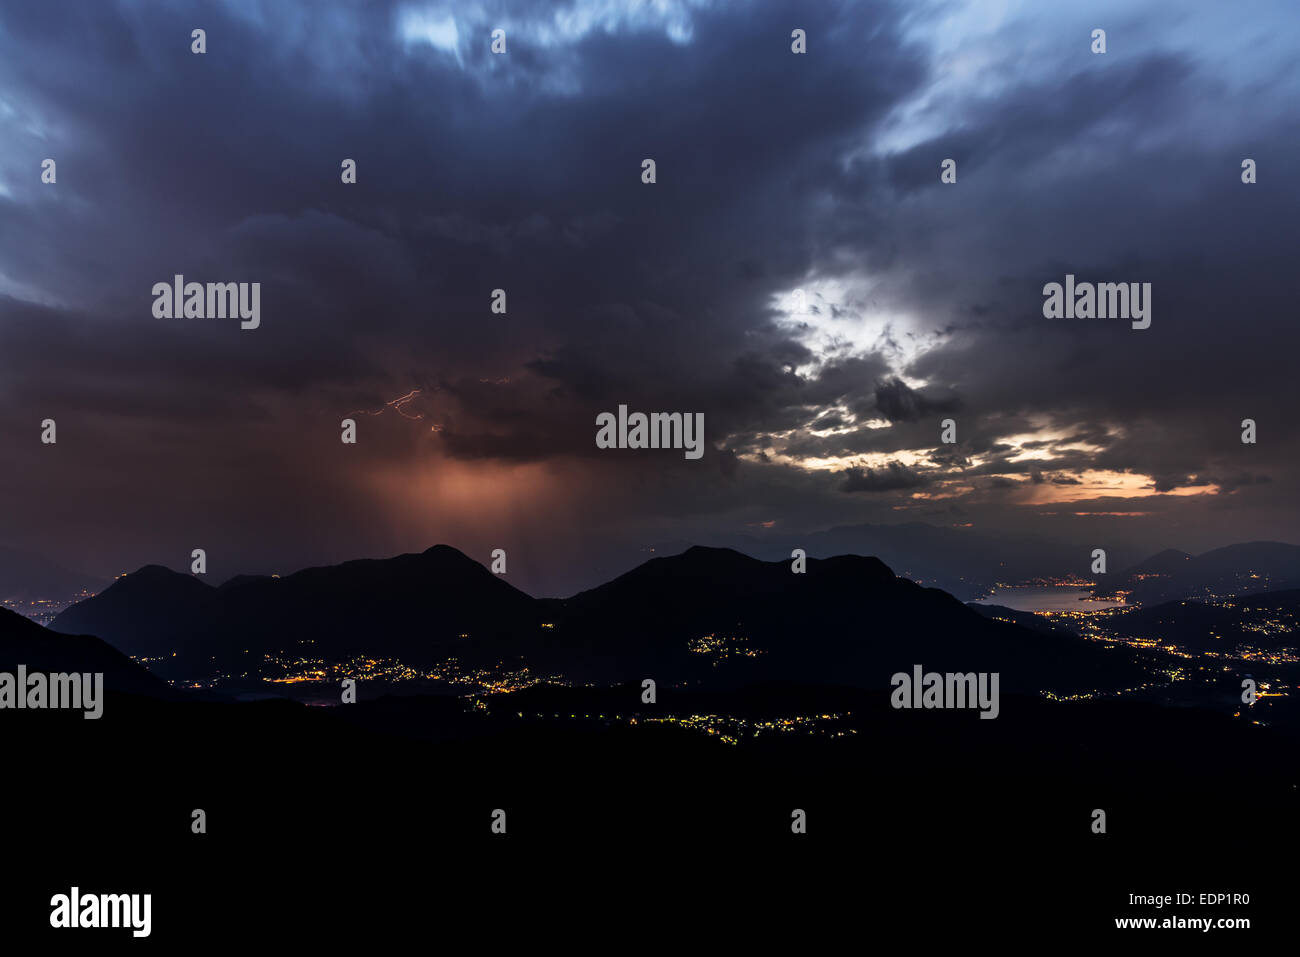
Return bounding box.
[0,0,1296,595]
[840,462,928,493]
[872,377,961,423]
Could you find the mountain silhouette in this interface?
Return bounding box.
[532,546,1144,694]
[52,545,539,680]
[50,543,1146,694]
[1097,542,1300,605]
[50,564,216,660]
[0,606,169,696]
[1126,547,1195,573]
[655,522,1147,600]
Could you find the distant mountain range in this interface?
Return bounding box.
[0,545,102,602]
[51,545,539,680]
[12,523,1296,612]
[50,543,1145,696]
[654,521,1147,600]
[1094,542,1300,605]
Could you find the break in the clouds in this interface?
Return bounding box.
[0,0,1297,595]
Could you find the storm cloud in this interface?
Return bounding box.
[0,0,1296,596]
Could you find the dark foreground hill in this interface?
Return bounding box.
[0,606,170,697]
[1104,588,1300,654]
[3,680,1294,944]
[966,601,1083,639]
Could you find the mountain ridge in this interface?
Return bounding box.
[0,606,171,697]
[50,542,1148,695]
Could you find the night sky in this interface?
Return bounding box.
[1,0,1297,596]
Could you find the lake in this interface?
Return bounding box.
[970,586,1125,613]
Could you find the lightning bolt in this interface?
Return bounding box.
[349,389,425,419]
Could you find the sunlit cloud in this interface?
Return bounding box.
[770,277,946,379]
[398,7,464,64]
